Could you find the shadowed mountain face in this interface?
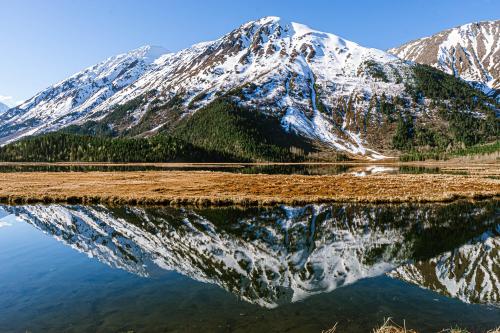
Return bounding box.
[3,201,498,308]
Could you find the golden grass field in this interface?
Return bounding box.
[0,170,497,206]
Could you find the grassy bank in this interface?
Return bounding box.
[0,171,497,206]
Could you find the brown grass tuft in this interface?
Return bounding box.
[373,318,418,333]
[322,322,338,333]
[439,328,470,333]
[322,320,500,333]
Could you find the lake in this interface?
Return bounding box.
[0,163,474,176]
[0,200,498,332]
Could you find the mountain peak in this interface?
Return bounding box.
[256,15,281,23]
[244,16,332,38]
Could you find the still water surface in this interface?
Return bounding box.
[0,201,498,332]
[0,163,461,175]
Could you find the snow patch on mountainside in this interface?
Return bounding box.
[90,17,407,158]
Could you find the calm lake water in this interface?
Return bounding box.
[0,163,463,175]
[0,201,498,333]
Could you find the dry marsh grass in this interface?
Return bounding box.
[0,171,498,206]
[371,318,417,333]
[322,320,499,333]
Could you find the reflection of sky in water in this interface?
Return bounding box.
[0,202,498,333]
[0,221,12,228]
[0,210,18,228]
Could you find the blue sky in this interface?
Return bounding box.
[0,0,498,106]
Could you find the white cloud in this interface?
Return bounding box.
[0,95,21,107]
[0,95,14,105]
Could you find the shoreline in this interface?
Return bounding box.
[0,160,497,167]
[0,171,497,206]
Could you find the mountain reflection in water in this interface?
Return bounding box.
[2,200,498,309]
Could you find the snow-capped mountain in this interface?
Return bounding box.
[0,17,495,158]
[90,16,413,158]
[0,17,414,158]
[3,201,497,308]
[389,20,500,97]
[0,45,168,144]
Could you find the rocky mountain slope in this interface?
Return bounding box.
[0,17,497,160]
[389,20,500,98]
[3,201,497,308]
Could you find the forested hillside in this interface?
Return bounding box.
[391,64,499,160]
[0,100,319,163]
[168,99,318,162]
[0,133,221,163]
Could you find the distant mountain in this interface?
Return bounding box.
[0,17,497,161]
[389,20,500,98]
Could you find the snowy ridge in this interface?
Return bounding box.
[0,45,169,144]
[389,20,500,96]
[389,226,500,306]
[1,17,494,157]
[93,17,408,159]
